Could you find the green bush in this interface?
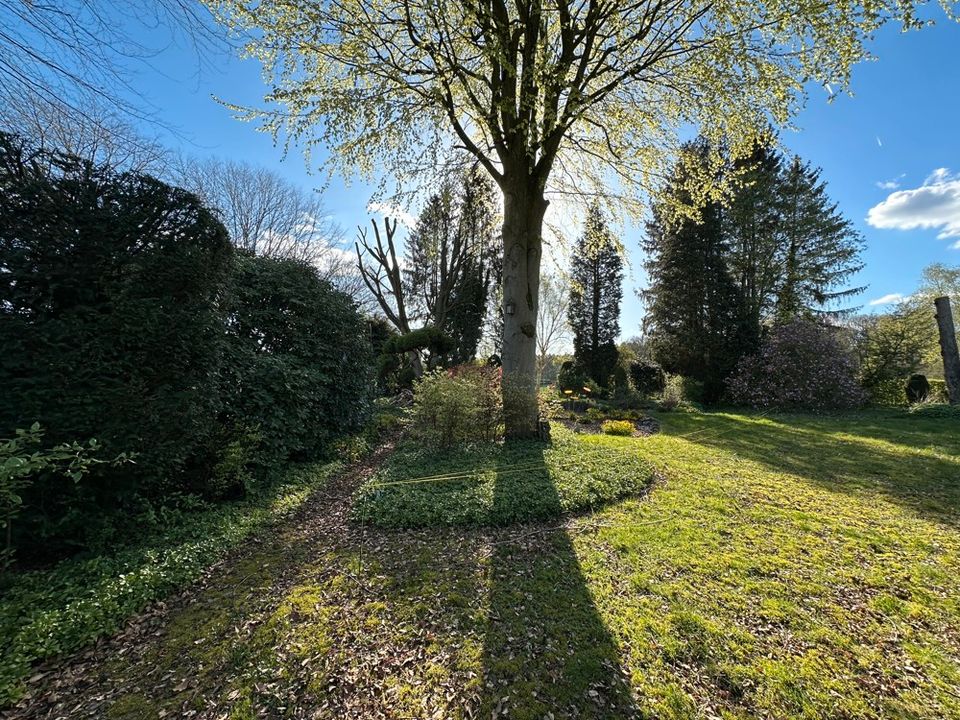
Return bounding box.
[220,253,374,475]
[557,361,588,395]
[629,361,666,396]
[928,378,949,403]
[353,425,653,528]
[600,420,635,436]
[907,402,960,420]
[408,365,502,448]
[867,378,910,407]
[659,374,686,411]
[0,134,234,560]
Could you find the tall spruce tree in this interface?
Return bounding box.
[569,203,623,386]
[773,156,865,322]
[725,142,784,332]
[643,139,754,400]
[725,143,864,334]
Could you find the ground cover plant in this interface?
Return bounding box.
[353,424,654,528]
[0,460,342,706]
[9,409,960,719]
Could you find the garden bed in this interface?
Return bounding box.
[352,425,655,528]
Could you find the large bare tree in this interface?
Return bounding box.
[0,94,168,174]
[0,0,224,125]
[208,0,954,436]
[174,157,363,299]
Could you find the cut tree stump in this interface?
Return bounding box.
[934,295,960,405]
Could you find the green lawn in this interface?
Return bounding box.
[16,410,960,719]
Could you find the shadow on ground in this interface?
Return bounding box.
[480,445,639,718]
[664,411,960,527]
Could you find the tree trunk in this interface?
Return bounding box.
[500,180,548,438]
[934,296,960,405]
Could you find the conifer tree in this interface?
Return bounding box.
[404,166,499,366]
[643,140,754,400]
[773,156,865,322]
[569,203,623,386]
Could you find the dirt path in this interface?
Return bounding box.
[8,435,641,720]
[7,441,398,720]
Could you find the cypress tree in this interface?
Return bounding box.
[569,202,623,386]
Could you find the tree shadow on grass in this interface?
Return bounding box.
[480,443,640,719]
[668,412,960,528]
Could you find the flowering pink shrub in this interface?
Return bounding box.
[727,320,866,411]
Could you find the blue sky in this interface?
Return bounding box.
[106,10,960,339]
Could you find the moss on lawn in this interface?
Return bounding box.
[28,411,960,718]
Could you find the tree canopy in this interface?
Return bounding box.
[207,0,956,435]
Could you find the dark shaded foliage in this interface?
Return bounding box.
[569,203,623,387]
[220,253,374,480]
[629,361,666,396]
[0,133,233,558]
[727,320,866,411]
[906,374,931,404]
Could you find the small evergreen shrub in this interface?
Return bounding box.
[658,374,686,411]
[629,361,666,396]
[601,420,635,436]
[905,374,931,404]
[557,361,589,395]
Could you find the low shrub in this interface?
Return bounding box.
[601,420,635,436]
[659,374,686,411]
[907,402,960,420]
[353,425,653,528]
[557,361,589,395]
[629,361,666,396]
[727,320,866,411]
[408,365,502,448]
[867,378,910,407]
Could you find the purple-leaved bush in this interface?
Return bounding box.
[727,320,866,411]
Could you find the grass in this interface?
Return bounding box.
[12,409,960,719]
[352,425,655,527]
[0,460,341,707]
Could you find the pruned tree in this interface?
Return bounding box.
[356,217,412,332]
[404,167,499,365]
[208,0,955,436]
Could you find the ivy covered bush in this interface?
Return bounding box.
[727,320,866,411]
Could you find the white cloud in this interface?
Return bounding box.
[867,168,960,241]
[868,293,908,306]
[366,201,417,229]
[875,173,905,191]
